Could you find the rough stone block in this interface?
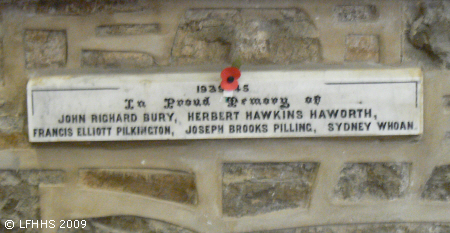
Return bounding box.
[422,165,450,201]
[79,169,197,205]
[0,134,28,149]
[96,24,160,36]
[345,34,379,62]
[334,5,378,22]
[408,1,450,67]
[0,170,65,226]
[33,0,142,15]
[18,170,65,185]
[222,162,319,217]
[0,116,24,134]
[251,223,450,233]
[334,163,410,200]
[57,215,197,233]
[81,50,154,69]
[24,30,67,69]
[171,9,321,65]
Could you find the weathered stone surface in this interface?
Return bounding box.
[0,133,28,148]
[345,34,379,62]
[334,5,378,22]
[23,0,143,15]
[443,95,450,111]
[408,1,450,67]
[81,50,154,69]
[250,223,450,233]
[0,116,24,134]
[0,170,65,231]
[334,163,410,200]
[57,215,197,233]
[79,169,197,205]
[171,9,321,65]
[96,24,160,36]
[422,165,450,201]
[0,39,3,83]
[222,162,319,217]
[24,30,67,69]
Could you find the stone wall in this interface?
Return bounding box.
[0,0,450,233]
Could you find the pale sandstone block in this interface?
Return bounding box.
[81,50,154,69]
[34,0,143,15]
[345,34,379,62]
[334,5,378,22]
[24,30,67,69]
[79,169,197,205]
[96,24,160,36]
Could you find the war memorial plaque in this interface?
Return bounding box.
[27,68,423,142]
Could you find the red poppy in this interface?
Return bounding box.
[220,67,241,91]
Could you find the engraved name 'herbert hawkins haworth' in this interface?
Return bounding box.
[27,68,423,142]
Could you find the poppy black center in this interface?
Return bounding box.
[227,76,235,83]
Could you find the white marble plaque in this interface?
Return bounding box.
[27,68,423,142]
